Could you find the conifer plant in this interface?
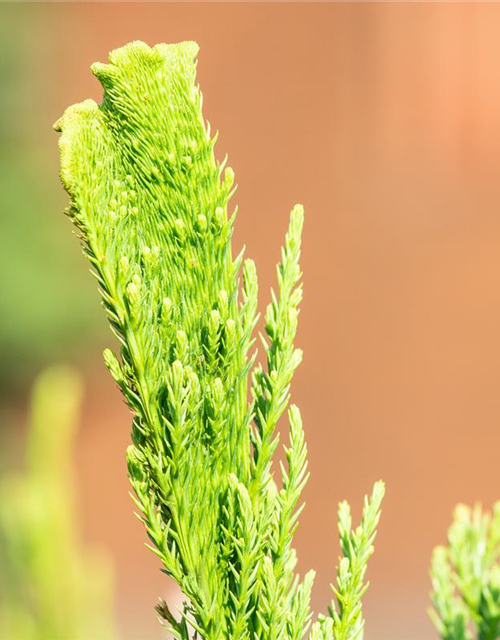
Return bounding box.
[430,503,500,640]
[55,40,384,639]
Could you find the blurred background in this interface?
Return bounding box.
[2,2,500,639]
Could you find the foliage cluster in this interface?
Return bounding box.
[55,40,500,640]
[0,368,116,640]
[55,41,384,640]
[431,503,500,640]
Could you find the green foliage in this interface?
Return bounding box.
[430,503,500,640]
[55,40,383,639]
[310,482,385,640]
[0,367,116,640]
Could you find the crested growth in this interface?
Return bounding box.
[55,40,383,639]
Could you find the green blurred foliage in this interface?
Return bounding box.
[0,4,105,389]
[0,366,117,640]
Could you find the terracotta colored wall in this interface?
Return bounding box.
[9,3,500,639]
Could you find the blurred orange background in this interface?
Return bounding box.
[2,2,500,639]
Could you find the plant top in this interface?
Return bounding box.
[55,40,383,640]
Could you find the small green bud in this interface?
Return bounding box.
[172,359,183,373]
[226,318,235,340]
[288,307,299,330]
[119,256,129,273]
[215,207,225,226]
[187,368,199,394]
[290,348,303,370]
[162,297,172,322]
[126,282,140,312]
[338,557,350,583]
[171,360,184,388]
[197,214,207,231]
[210,309,220,325]
[243,259,257,287]
[174,218,185,238]
[103,348,122,383]
[212,377,224,406]
[218,289,228,315]
[176,330,188,361]
[223,166,235,189]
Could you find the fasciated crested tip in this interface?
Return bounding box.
[53,99,101,194]
[154,40,200,62]
[91,61,118,84]
[53,98,98,133]
[98,39,199,71]
[89,40,200,93]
